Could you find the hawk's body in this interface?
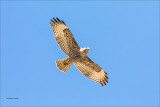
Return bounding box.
[50,17,108,86]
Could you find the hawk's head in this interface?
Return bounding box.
[80,47,90,55]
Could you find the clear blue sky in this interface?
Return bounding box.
[1,1,159,107]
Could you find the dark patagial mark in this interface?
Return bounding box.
[63,28,70,33]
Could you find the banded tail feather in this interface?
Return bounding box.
[56,57,73,72]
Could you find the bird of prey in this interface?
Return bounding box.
[50,17,108,86]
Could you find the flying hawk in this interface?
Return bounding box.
[50,17,108,86]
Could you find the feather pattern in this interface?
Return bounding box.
[50,17,109,86]
[74,56,108,86]
[50,17,80,56]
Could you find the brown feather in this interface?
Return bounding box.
[50,17,109,86]
[53,17,58,23]
[74,56,109,86]
[61,20,66,25]
[51,19,55,24]
[56,17,62,23]
[50,17,80,56]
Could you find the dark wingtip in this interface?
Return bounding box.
[100,82,104,86]
[50,19,55,24]
[106,79,108,83]
[105,72,108,75]
[61,20,66,25]
[104,81,106,85]
[53,17,58,22]
[50,17,66,25]
[105,73,109,83]
[105,75,109,79]
[56,17,62,23]
[101,72,109,86]
[105,78,108,83]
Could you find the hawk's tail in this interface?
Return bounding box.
[56,57,73,72]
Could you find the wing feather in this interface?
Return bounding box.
[50,17,80,56]
[74,56,108,86]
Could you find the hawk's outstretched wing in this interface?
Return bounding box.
[50,17,80,56]
[74,56,108,86]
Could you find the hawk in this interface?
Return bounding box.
[50,17,108,86]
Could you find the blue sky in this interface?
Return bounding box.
[1,1,159,107]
